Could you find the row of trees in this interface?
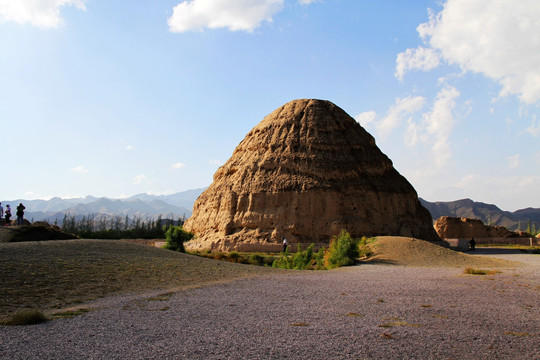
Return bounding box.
[61,214,185,239]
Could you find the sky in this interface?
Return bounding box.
[0,0,538,212]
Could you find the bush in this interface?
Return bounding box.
[324,230,359,269]
[249,254,264,266]
[163,226,194,252]
[272,243,326,270]
[5,310,48,326]
[358,236,376,258]
[272,246,292,269]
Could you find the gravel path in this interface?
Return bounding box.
[1,251,538,360]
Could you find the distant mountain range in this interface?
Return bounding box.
[1,189,538,231]
[420,198,539,231]
[0,188,206,225]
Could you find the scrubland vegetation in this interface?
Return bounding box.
[191,230,376,271]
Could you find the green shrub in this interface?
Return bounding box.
[249,254,264,266]
[358,236,376,258]
[227,252,240,261]
[272,246,293,269]
[163,226,194,253]
[272,243,326,270]
[4,310,48,326]
[324,230,359,269]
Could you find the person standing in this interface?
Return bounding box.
[469,237,476,252]
[5,204,11,224]
[0,202,3,219]
[16,203,25,226]
[282,237,288,252]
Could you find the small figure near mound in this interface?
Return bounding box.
[469,238,476,251]
[184,99,439,251]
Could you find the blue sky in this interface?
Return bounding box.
[0,0,538,211]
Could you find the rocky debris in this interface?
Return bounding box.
[434,216,531,239]
[184,99,439,251]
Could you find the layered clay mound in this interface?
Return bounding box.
[434,216,527,239]
[184,99,439,251]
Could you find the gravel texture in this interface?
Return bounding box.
[1,249,538,360]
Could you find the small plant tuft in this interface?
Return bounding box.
[464,267,500,276]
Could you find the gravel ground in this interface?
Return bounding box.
[1,250,538,360]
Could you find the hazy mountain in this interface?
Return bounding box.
[128,188,206,209]
[1,189,203,225]
[420,198,540,231]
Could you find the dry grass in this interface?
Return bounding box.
[0,239,279,322]
[464,267,501,275]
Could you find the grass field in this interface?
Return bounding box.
[0,239,278,322]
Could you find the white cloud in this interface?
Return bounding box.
[412,0,540,104]
[377,96,426,138]
[70,165,88,174]
[0,0,87,28]
[125,145,136,151]
[526,117,539,137]
[209,159,223,166]
[454,174,481,189]
[171,162,186,169]
[505,154,521,170]
[133,174,149,185]
[148,190,175,196]
[298,0,316,4]
[394,46,440,81]
[420,85,460,168]
[354,110,376,128]
[168,0,284,33]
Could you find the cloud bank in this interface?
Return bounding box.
[0,0,87,28]
[168,0,284,33]
[396,0,540,104]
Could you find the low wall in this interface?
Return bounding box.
[233,242,329,253]
[444,237,538,250]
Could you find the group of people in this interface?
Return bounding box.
[0,202,25,226]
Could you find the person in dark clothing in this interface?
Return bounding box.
[16,203,25,226]
[5,205,11,224]
[469,237,476,251]
[282,237,288,252]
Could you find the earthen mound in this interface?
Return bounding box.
[364,236,515,268]
[0,224,77,243]
[184,99,439,251]
[434,216,529,239]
